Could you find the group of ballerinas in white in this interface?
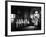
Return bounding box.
[11,11,40,26]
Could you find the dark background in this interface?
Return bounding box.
[11,5,41,31]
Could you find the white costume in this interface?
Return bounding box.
[33,11,40,26]
[31,11,40,26]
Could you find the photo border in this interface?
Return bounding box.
[5,1,45,36]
